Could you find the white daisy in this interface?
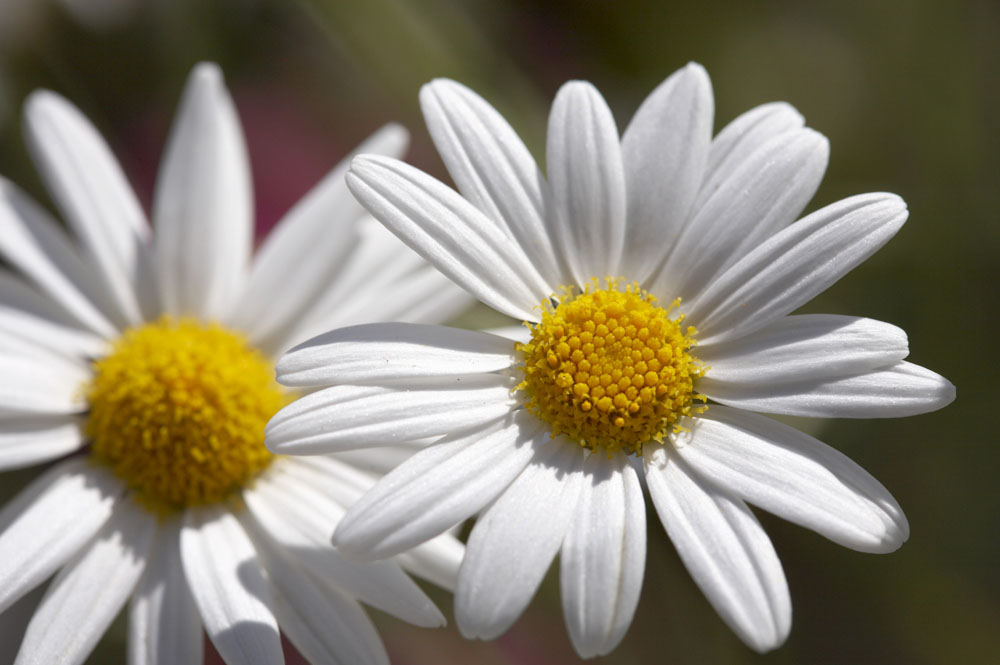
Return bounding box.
[0,62,471,665]
[266,63,956,657]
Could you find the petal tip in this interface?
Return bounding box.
[190,61,224,87]
[420,78,453,98]
[938,376,957,402]
[348,153,389,175]
[800,127,831,151]
[683,60,709,77]
[679,61,712,92]
[378,122,410,154]
[24,89,62,117]
[555,79,602,105]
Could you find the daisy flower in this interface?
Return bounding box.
[266,63,956,656]
[0,62,470,665]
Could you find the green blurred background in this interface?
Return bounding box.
[0,0,996,663]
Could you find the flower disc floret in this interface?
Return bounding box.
[517,281,706,455]
[86,317,286,512]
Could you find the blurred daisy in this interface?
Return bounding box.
[267,63,956,656]
[0,62,469,665]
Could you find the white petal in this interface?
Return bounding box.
[0,354,90,416]
[393,532,465,592]
[698,314,909,383]
[243,474,444,628]
[23,90,149,327]
[315,263,474,331]
[674,406,909,551]
[651,128,829,302]
[644,446,791,652]
[0,416,84,471]
[0,270,108,361]
[247,525,389,665]
[0,180,116,337]
[333,411,544,559]
[620,63,714,283]
[154,63,252,320]
[546,81,626,282]
[267,216,476,352]
[0,330,55,362]
[362,264,475,326]
[695,101,805,211]
[346,155,547,321]
[701,360,955,418]
[456,437,585,640]
[421,78,562,288]
[276,322,516,387]
[128,519,203,665]
[231,124,408,348]
[688,193,908,344]
[0,458,120,614]
[266,217,427,351]
[322,444,426,477]
[15,499,153,665]
[180,507,283,665]
[482,324,531,344]
[270,455,376,510]
[560,452,646,658]
[265,376,517,454]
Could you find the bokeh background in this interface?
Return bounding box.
[0,0,996,663]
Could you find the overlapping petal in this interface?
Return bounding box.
[674,406,909,551]
[701,360,955,418]
[0,270,108,361]
[23,90,151,327]
[393,532,466,592]
[697,315,909,383]
[15,499,154,665]
[0,58,481,665]
[644,446,791,652]
[0,354,90,416]
[687,193,909,344]
[651,128,828,301]
[695,101,805,210]
[0,459,121,614]
[244,470,444,628]
[266,376,517,453]
[0,416,83,471]
[276,323,516,387]
[333,412,545,559]
[128,519,203,665]
[180,507,283,665]
[347,154,548,320]
[421,78,562,288]
[230,124,409,353]
[248,527,390,665]
[0,180,117,337]
[456,438,585,640]
[273,218,431,346]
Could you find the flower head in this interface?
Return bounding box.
[267,63,955,656]
[0,62,470,665]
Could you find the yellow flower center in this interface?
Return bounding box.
[516,280,706,455]
[86,317,286,513]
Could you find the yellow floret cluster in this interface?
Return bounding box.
[86,317,287,513]
[516,281,706,455]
